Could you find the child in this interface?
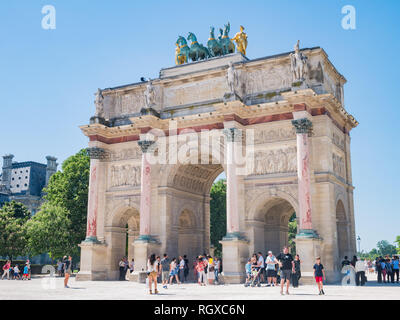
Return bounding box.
[13,265,20,280]
[244,259,252,286]
[23,264,29,280]
[313,257,325,295]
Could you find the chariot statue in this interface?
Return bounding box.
[174,23,247,65]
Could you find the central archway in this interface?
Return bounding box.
[165,163,224,269]
[251,197,296,256]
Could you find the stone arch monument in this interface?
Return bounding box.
[77,43,358,283]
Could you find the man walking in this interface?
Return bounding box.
[178,256,185,283]
[355,257,366,286]
[161,254,170,289]
[276,247,295,295]
[256,252,265,283]
[265,251,278,287]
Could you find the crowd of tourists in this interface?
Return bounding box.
[1,259,31,280]
[374,255,399,284]
[145,253,222,294]
[340,255,399,286]
[144,246,328,295]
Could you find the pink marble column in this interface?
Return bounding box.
[224,128,241,237]
[138,140,155,239]
[292,118,314,233]
[85,147,107,242]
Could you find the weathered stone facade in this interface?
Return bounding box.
[77,47,358,283]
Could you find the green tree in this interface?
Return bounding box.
[395,236,400,254]
[288,212,297,255]
[376,240,397,256]
[25,203,72,259]
[210,179,226,255]
[27,149,90,258]
[0,201,30,258]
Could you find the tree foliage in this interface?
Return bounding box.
[25,203,72,259]
[395,236,400,254]
[376,240,397,256]
[26,149,90,259]
[210,179,226,255]
[0,201,30,258]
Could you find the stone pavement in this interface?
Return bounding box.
[0,274,399,300]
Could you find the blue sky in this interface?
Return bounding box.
[1,0,399,251]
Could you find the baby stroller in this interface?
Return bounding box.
[247,267,262,287]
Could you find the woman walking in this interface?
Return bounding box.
[196,256,207,286]
[1,260,11,280]
[292,254,301,287]
[64,256,72,288]
[169,257,181,285]
[147,254,159,294]
[118,258,125,281]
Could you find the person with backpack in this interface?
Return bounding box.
[160,254,170,289]
[385,258,393,283]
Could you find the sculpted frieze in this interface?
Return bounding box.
[332,153,345,178]
[253,147,297,175]
[254,127,295,144]
[110,164,141,188]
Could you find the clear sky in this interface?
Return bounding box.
[1,0,399,251]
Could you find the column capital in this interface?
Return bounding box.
[223,128,242,142]
[87,147,109,160]
[138,140,156,153]
[291,118,313,135]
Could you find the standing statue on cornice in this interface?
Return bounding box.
[231,25,248,56]
[144,81,155,108]
[227,61,239,95]
[290,40,308,82]
[94,88,104,118]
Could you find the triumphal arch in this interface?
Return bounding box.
[76,32,358,283]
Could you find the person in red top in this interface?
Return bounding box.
[196,256,207,286]
[2,260,11,280]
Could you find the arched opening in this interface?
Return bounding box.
[336,200,348,260]
[177,209,201,266]
[166,163,225,266]
[253,198,296,256]
[107,207,140,279]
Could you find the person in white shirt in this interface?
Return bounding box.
[147,254,159,294]
[178,256,185,283]
[355,258,366,286]
[257,252,265,283]
[265,251,278,286]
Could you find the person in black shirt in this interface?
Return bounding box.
[341,256,350,268]
[313,257,325,295]
[276,247,295,295]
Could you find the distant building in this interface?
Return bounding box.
[0,154,58,214]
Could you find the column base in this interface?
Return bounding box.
[132,236,161,275]
[76,241,107,281]
[223,232,247,241]
[83,236,102,244]
[296,229,320,239]
[295,233,322,283]
[220,237,249,284]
